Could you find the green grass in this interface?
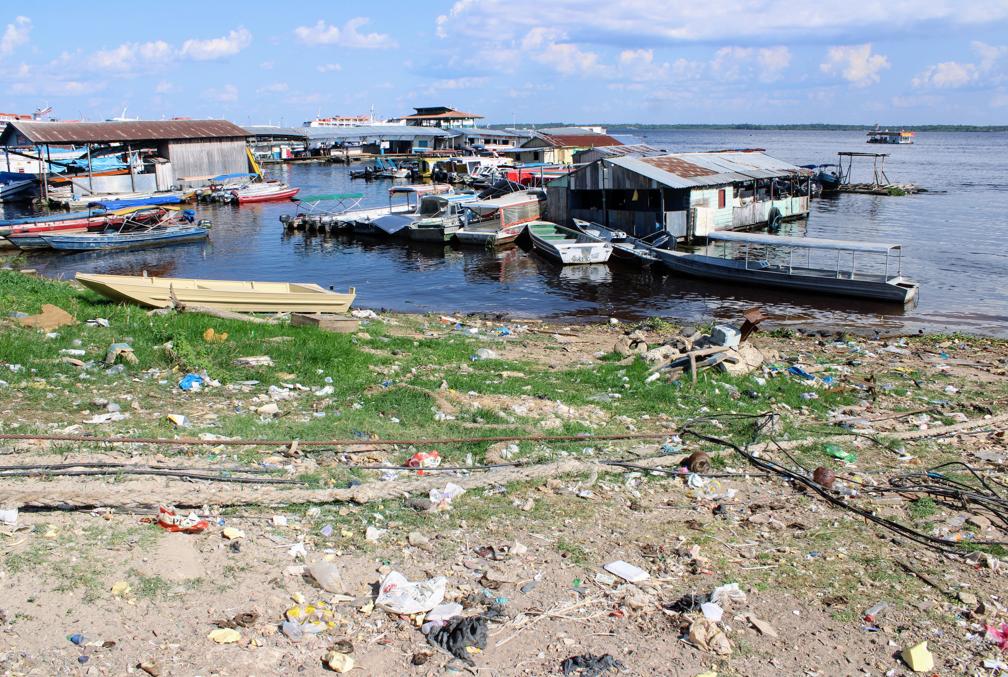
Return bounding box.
[908,497,938,521]
[555,537,591,565]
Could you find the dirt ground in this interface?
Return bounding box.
[1,315,1007,676]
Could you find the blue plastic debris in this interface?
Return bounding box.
[178,373,205,391]
[68,633,86,645]
[787,366,815,380]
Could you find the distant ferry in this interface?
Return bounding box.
[867,126,914,144]
[304,113,405,128]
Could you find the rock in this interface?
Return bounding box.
[967,514,992,530]
[257,402,280,416]
[324,651,355,673]
[613,338,633,357]
[958,591,978,607]
[719,342,765,376]
[137,661,161,676]
[711,325,741,348]
[642,344,679,364]
[408,531,430,548]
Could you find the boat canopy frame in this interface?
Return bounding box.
[705,231,904,281]
[293,192,365,216]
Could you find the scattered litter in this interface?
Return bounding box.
[603,560,649,584]
[105,342,137,365]
[86,317,110,328]
[561,653,625,676]
[987,622,1008,650]
[365,525,386,542]
[222,527,245,540]
[207,628,241,644]
[376,571,446,615]
[824,444,857,463]
[165,414,189,428]
[406,450,441,474]
[689,618,732,655]
[863,601,888,623]
[700,602,723,622]
[350,309,378,319]
[84,412,128,424]
[710,583,746,607]
[233,355,273,367]
[430,483,466,511]
[324,651,355,673]
[156,505,209,534]
[901,641,934,672]
[743,613,777,638]
[308,561,345,593]
[472,348,498,361]
[203,328,228,343]
[427,616,487,666]
[0,507,17,526]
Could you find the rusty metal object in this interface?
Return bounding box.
[685,451,711,474]
[740,307,767,342]
[812,466,836,489]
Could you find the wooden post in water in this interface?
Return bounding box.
[86,144,93,193]
[127,143,136,192]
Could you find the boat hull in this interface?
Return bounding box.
[235,187,300,204]
[41,226,209,251]
[655,249,918,304]
[76,273,356,313]
[455,223,524,246]
[527,222,613,265]
[409,225,460,243]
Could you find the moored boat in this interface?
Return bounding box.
[526,221,613,265]
[41,224,209,251]
[76,273,356,313]
[232,181,299,204]
[406,193,477,242]
[571,219,665,267]
[654,231,919,304]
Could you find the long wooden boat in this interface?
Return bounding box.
[654,231,919,304]
[526,220,612,265]
[41,224,208,251]
[4,206,173,250]
[454,221,526,246]
[572,219,664,267]
[76,273,356,313]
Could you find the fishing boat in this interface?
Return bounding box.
[406,193,478,242]
[231,180,299,204]
[4,206,169,250]
[525,221,613,265]
[40,207,210,252]
[76,273,356,313]
[0,178,35,202]
[867,127,914,145]
[279,193,365,234]
[654,231,919,304]
[571,219,665,267]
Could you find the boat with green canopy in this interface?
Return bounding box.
[279,193,365,234]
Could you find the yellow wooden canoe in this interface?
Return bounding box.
[76,273,356,313]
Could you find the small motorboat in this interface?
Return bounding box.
[76,273,356,313]
[526,221,613,265]
[4,206,167,250]
[232,180,299,204]
[406,193,477,242]
[279,193,365,234]
[572,219,665,267]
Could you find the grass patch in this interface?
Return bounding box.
[908,497,938,521]
[555,537,590,565]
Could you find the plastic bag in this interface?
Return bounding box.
[376,571,446,615]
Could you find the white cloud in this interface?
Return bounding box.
[154,80,175,94]
[434,1,1008,44]
[521,27,602,76]
[820,43,889,86]
[317,63,342,73]
[712,46,791,82]
[912,41,1007,88]
[1,15,30,56]
[618,49,670,81]
[181,27,251,60]
[206,84,239,102]
[429,75,488,91]
[256,82,289,94]
[294,18,396,49]
[91,40,173,72]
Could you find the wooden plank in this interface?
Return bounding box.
[290,313,360,333]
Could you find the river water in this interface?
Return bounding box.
[4,130,1007,335]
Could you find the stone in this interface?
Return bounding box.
[257,402,280,416]
[407,531,430,548]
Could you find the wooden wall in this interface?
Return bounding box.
[159,138,247,181]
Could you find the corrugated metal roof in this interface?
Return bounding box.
[537,133,623,148]
[2,119,248,145]
[589,143,665,158]
[607,150,801,188]
[244,125,455,142]
[708,230,899,253]
[401,109,483,120]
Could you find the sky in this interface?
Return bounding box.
[2,1,1007,125]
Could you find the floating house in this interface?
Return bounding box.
[503,127,623,165]
[399,106,483,128]
[547,150,812,240]
[0,119,251,196]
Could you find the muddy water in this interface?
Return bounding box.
[6,130,1007,335]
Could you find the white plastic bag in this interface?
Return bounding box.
[376,571,446,615]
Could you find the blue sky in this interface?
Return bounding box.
[2,1,1007,125]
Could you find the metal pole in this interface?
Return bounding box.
[87,144,93,193]
[42,145,50,202]
[127,144,136,192]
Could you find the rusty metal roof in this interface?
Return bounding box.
[1,119,249,145]
[640,155,712,178]
[607,150,801,188]
[538,133,623,148]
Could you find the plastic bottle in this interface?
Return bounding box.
[864,601,889,622]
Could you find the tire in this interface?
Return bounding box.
[767,207,783,231]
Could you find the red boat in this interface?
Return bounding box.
[3,206,173,250]
[232,181,300,204]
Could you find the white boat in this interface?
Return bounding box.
[654,230,919,304]
[406,193,479,242]
[344,184,453,235]
[0,178,35,202]
[572,219,666,267]
[526,221,613,265]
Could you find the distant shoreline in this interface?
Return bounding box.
[489,123,1008,133]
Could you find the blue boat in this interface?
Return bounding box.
[89,195,184,209]
[40,225,209,251]
[0,208,106,228]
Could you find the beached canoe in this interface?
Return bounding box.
[76,273,357,313]
[526,221,612,264]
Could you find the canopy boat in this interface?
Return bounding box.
[526,221,613,265]
[279,193,365,234]
[813,164,842,192]
[654,231,919,304]
[571,219,666,267]
[88,194,188,209]
[406,193,478,242]
[40,207,210,252]
[347,184,453,235]
[231,180,299,204]
[76,273,356,313]
[456,190,543,247]
[5,206,167,250]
